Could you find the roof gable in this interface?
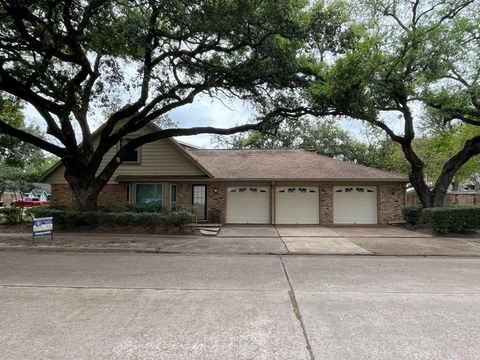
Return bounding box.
[43,123,210,184]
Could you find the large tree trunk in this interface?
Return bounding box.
[64,160,106,211]
[430,135,480,208]
[69,180,103,211]
[401,142,434,207]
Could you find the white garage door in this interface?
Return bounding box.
[333,186,378,224]
[226,187,270,224]
[275,187,319,224]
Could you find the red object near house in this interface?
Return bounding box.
[11,197,48,207]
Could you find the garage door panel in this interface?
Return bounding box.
[275,187,319,224]
[226,187,270,224]
[333,186,377,224]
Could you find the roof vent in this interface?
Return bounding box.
[305,147,317,153]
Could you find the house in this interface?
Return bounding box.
[25,183,51,202]
[43,123,408,225]
[0,182,51,206]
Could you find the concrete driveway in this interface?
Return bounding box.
[217,225,480,256]
[1,252,479,359]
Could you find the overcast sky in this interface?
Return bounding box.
[23,94,396,149]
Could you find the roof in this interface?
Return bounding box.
[41,121,407,183]
[186,149,408,182]
[32,183,51,194]
[2,181,51,194]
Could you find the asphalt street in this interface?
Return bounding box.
[0,252,479,359]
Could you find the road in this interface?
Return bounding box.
[0,252,479,359]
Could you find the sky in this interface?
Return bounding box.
[23,93,377,150]
[23,95,258,149]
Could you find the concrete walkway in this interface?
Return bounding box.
[1,225,480,256]
[1,252,479,359]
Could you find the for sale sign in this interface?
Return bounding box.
[33,217,53,237]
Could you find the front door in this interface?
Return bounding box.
[192,185,207,220]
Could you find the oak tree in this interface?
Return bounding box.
[0,0,348,210]
[302,0,480,207]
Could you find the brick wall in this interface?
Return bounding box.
[207,183,227,223]
[319,184,333,224]
[51,184,128,208]
[50,181,406,224]
[175,182,263,224]
[378,183,405,224]
[174,181,405,225]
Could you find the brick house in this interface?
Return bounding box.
[43,123,407,224]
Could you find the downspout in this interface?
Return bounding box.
[271,181,275,225]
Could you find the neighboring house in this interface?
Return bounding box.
[43,123,408,225]
[0,182,51,206]
[25,183,51,202]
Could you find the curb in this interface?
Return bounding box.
[1,246,480,257]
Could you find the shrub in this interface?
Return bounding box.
[98,203,128,213]
[422,207,480,234]
[402,205,423,225]
[126,202,164,213]
[29,207,195,231]
[160,210,195,227]
[0,207,23,225]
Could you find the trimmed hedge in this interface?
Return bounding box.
[98,202,199,214]
[0,207,23,225]
[29,207,194,230]
[402,205,423,225]
[422,207,480,234]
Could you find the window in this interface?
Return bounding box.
[170,184,177,204]
[120,137,140,163]
[136,184,162,205]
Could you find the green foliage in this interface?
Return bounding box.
[402,205,423,225]
[422,207,480,234]
[0,0,359,211]
[298,0,480,206]
[0,207,23,225]
[98,203,129,213]
[216,117,411,174]
[29,207,194,230]
[0,93,57,176]
[125,203,164,213]
[414,124,480,184]
[0,171,35,201]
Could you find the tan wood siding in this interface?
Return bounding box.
[47,128,205,184]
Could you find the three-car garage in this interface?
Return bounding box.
[226,185,379,225]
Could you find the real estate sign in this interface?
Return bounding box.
[33,217,53,237]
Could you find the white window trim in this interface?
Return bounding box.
[119,137,142,164]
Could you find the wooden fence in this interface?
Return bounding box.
[406,192,480,206]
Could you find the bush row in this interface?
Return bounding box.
[402,205,480,234]
[29,207,194,230]
[0,207,24,225]
[422,207,480,234]
[97,202,202,215]
[401,205,423,225]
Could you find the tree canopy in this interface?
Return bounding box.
[0,93,56,179]
[297,0,480,206]
[215,118,392,166]
[0,0,352,210]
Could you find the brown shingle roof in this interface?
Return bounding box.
[187,149,408,182]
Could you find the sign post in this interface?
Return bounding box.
[32,217,53,245]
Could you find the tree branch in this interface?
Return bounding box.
[95,121,267,184]
[0,119,65,157]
